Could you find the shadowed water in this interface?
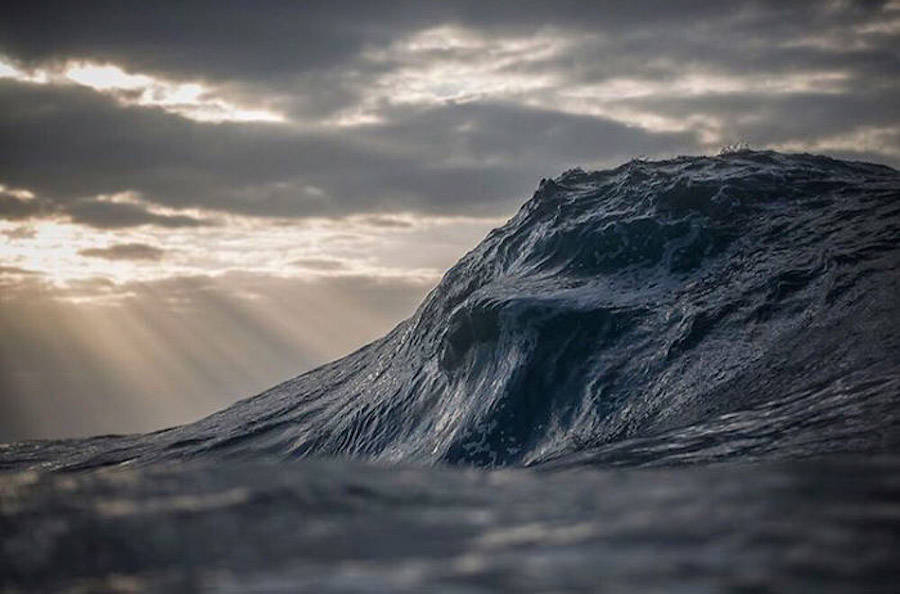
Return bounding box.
[2,456,899,592]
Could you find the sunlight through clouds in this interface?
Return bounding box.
[0,184,35,200]
[65,62,154,90]
[64,61,287,122]
[330,25,571,124]
[0,57,286,123]
[0,59,49,83]
[1,199,503,302]
[329,22,861,153]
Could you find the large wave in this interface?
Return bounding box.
[4,150,899,471]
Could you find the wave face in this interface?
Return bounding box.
[5,151,900,470]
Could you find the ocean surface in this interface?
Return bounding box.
[2,151,899,592]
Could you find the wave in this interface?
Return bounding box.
[3,150,899,471]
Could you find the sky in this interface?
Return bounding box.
[1,0,898,440]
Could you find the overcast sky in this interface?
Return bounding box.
[1,0,898,440]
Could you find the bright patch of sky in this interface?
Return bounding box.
[0,58,285,123]
[329,25,859,148]
[1,188,503,302]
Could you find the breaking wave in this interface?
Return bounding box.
[4,150,900,471]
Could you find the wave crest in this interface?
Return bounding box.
[4,151,899,471]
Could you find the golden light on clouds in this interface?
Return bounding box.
[1,190,503,302]
[1,186,495,437]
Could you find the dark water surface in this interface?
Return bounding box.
[2,455,899,593]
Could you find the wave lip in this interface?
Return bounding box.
[4,150,900,470]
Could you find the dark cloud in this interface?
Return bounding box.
[65,276,117,290]
[0,182,210,230]
[361,216,415,229]
[65,199,209,229]
[619,89,900,147]
[0,2,725,82]
[291,258,348,270]
[0,81,696,220]
[78,243,165,261]
[3,2,890,83]
[0,192,47,220]
[1,226,36,239]
[0,265,40,275]
[0,1,417,83]
[1,0,898,228]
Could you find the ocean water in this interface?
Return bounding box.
[2,455,899,592]
[2,151,899,592]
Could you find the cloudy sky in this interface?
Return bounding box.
[1,0,898,440]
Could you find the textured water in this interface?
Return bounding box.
[2,456,899,593]
[2,151,899,591]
